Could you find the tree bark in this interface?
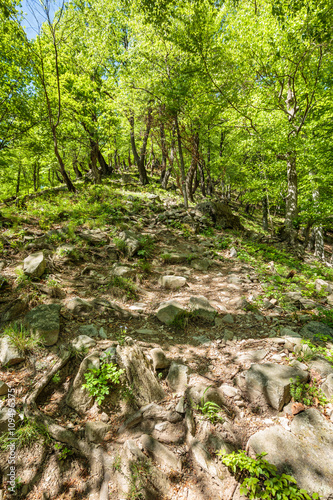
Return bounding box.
[129,109,151,185]
[284,152,298,243]
[262,193,268,231]
[175,115,188,208]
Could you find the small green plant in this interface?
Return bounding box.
[52,372,61,384]
[2,323,40,354]
[160,252,172,262]
[15,268,31,287]
[83,361,124,405]
[113,454,122,472]
[110,275,138,299]
[290,376,329,406]
[137,235,155,260]
[113,237,127,254]
[137,259,152,274]
[0,418,50,451]
[219,450,320,499]
[54,443,74,460]
[115,326,127,345]
[197,388,224,423]
[128,457,152,500]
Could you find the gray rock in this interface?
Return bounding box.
[24,304,61,346]
[187,384,226,408]
[222,313,234,324]
[245,363,309,411]
[23,251,46,278]
[152,420,186,444]
[71,335,96,351]
[150,348,169,370]
[176,397,185,414]
[99,327,107,339]
[156,300,186,326]
[300,321,333,340]
[85,421,111,443]
[206,432,235,455]
[190,258,211,271]
[167,362,189,394]
[226,275,242,284]
[66,353,100,414]
[0,337,25,366]
[80,229,107,244]
[189,296,217,322]
[308,356,333,377]
[219,384,239,398]
[55,244,76,259]
[327,294,333,306]
[299,298,317,310]
[158,275,186,290]
[281,327,301,338]
[188,437,217,475]
[118,230,140,257]
[0,381,9,396]
[321,374,333,399]
[1,299,27,322]
[229,247,237,258]
[78,324,98,337]
[248,409,333,498]
[111,263,135,278]
[66,297,92,315]
[140,434,182,471]
[315,279,332,294]
[117,343,165,406]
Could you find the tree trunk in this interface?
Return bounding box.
[284,153,298,243]
[73,161,83,179]
[129,109,151,185]
[16,164,21,196]
[175,115,188,208]
[161,123,175,190]
[262,193,268,231]
[198,161,206,197]
[53,131,76,192]
[186,132,199,203]
[314,225,325,260]
[89,139,101,184]
[303,222,312,248]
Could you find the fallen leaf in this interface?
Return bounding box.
[292,402,305,415]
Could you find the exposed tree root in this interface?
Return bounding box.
[23,348,112,500]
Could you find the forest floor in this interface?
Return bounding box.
[0,176,333,500]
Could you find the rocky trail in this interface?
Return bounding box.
[0,185,333,499]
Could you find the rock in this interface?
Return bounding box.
[23,251,46,278]
[315,279,332,294]
[308,356,333,377]
[245,363,309,411]
[0,337,25,366]
[111,263,135,278]
[71,335,96,351]
[235,349,268,364]
[98,327,107,339]
[80,229,107,244]
[206,432,235,455]
[158,275,186,290]
[176,397,185,414]
[195,201,244,230]
[85,421,111,443]
[24,304,61,346]
[190,258,211,271]
[0,381,9,396]
[222,313,234,324]
[226,275,242,284]
[55,244,76,259]
[299,298,317,310]
[105,244,119,261]
[229,247,237,258]
[219,384,239,398]
[129,303,146,313]
[78,324,98,337]
[156,300,186,326]
[281,327,301,338]
[66,297,93,315]
[0,407,19,434]
[140,434,182,471]
[189,296,217,322]
[247,409,333,498]
[187,384,226,408]
[152,421,186,444]
[321,374,333,398]
[167,362,189,394]
[1,299,27,322]
[327,294,333,306]
[300,321,333,341]
[150,348,169,370]
[117,343,165,406]
[100,347,117,364]
[66,353,100,414]
[118,230,140,257]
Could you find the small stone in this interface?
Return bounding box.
[315,279,332,294]
[222,314,234,324]
[159,275,187,290]
[85,421,111,443]
[321,374,333,399]
[189,296,217,322]
[167,362,189,394]
[99,327,107,339]
[66,297,93,315]
[220,384,239,398]
[176,397,185,414]
[71,335,96,351]
[156,300,186,326]
[150,348,169,370]
[23,251,46,278]
[0,337,25,366]
[190,258,211,271]
[300,321,333,341]
[229,247,237,258]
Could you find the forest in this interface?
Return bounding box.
[1,0,332,252]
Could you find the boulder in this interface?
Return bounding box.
[78,324,98,337]
[167,362,189,394]
[195,201,244,230]
[66,353,100,414]
[315,279,332,294]
[187,384,226,408]
[80,229,107,244]
[308,356,333,377]
[24,304,61,346]
[300,321,333,341]
[247,409,333,499]
[158,275,186,290]
[190,258,212,271]
[117,343,165,406]
[118,230,140,258]
[1,299,27,322]
[156,300,186,326]
[23,251,46,278]
[111,263,135,278]
[245,363,309,411]
[0,337,25,366]
[140,434,182,471]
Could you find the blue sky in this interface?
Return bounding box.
[21,0,65,38]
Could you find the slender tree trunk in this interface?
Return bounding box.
[186,132,199,202]
[198,161,206,197]
[262,193,268,231]
[53,131,76,192]
[129,109,151,185]
[284,153,298,243]
[303,222,312,248]
[16,164,21,196]
[73,161,83,179]
[89,140,101,184]
[161,123,175,190]
[175,115,188,208]
[192,168,199,195]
